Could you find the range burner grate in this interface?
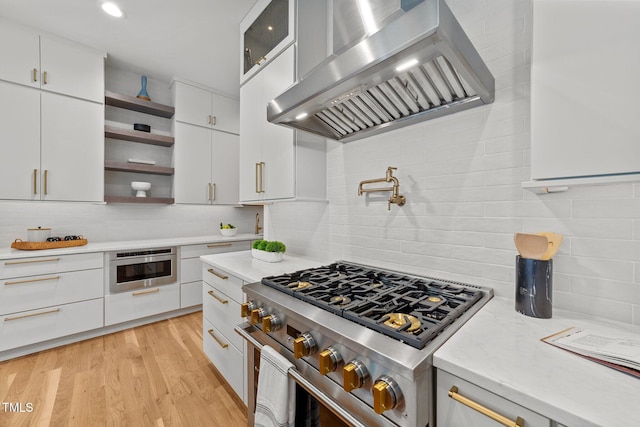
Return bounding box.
[261,261,483,349]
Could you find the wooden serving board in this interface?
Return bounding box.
[11,239,88,251]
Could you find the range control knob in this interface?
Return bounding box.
[250,308,267,325]
[319,347,343,375]
[343,360,370,392]
[262,314,282,332]
[241,301,257,317]
[293,332,317,359]
[372,376,403,414]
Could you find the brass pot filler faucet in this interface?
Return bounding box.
[358,167,406,210]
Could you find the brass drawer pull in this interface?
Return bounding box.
[212,183,217,201]
[32,68,38,82]
[42,71,48,85]
[206,243,232,248]
[207,268,228,280]
[208,183,212,201]
[5,275,60,286]
[259,162,265,193]
[255,56,267,65]
[4,258,61,266]
[33,169,38,195]
[208,290,228,304]
[132,288,160,296]
[44,169,48,195]
[255,163,260,193]
[5,308,60,322]
[207,329,228,349]
[448,386,524,427]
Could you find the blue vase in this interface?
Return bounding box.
[136,75,150,101]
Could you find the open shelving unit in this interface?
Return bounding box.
[104,90,176,204]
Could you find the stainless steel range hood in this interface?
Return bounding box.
[267,0,494,143]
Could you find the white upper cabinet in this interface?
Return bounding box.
[0,20,40,88]
[173,122,240,205]
[172,80,239,134]
[530,0,640,185]
[240,0,295,85]
[0,82,40,200]
[239,44,295,203]
[0,19,104,103]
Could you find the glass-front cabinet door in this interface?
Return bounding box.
[240,0,295,85]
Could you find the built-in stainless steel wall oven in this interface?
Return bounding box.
[108,247,177,293]
[235,261,492,426]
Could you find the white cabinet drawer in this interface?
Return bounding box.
[203,318,243,401]
[0,268,103,316]
[0,298,104,351]
[436,370,551,427]
[181,241,250,259]
[181,280,203,308]
[202,282,243,351]
[104,283,180,326]
[202,265,243,303]
[0,252,103,279]
[181,257,202,284]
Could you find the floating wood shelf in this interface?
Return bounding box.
[104,161,174,176]
[105,90,175,118]
[105,126,174,147]
[104,196,175,204]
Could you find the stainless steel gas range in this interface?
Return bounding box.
[235,261,493,427]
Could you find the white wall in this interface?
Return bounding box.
[267,0,640,326]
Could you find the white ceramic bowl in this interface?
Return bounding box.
[131,181,151,197]
[220,228,238,237]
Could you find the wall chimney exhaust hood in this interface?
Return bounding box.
[267,0,495,143]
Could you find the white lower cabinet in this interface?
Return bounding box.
[0,299,103,352]
[179,241,250,308]
[104,283,180,326]
[437,369,551,427]
[0,252,104,353]
[202,263,246,403]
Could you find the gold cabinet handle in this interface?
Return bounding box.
[206,243,232,248]
[33,169,38,195]
[207,268,228,280]
[255,163,260,193]
[208,183,212,201]
[5,275,60,286]
[132,288,160,297]
[43,170,48,195]
[42,71,48,85]
[32,68,38,82]
[212,183,217,201]
[259,162,265,193]
[208,290,228,304]
[5,258,61,266]
[255,56,267,66]
[448,386,524,427]
[207,329,228,349]
[212,116,217,126]
[5,308,60,322]
[207,115,212,125]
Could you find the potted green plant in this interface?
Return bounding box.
[251,239,286,263]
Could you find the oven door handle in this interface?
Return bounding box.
[235,323,368,427]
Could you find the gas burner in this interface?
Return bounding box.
[330,295,351,306]
[382,313,421,332]
[427,296,442,302]
[288,281,312,289]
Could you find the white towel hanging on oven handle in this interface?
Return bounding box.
[254,345,296,427]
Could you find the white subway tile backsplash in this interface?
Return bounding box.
[269,0,640,325]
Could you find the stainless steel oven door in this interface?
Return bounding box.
[236,323,374,427]
[108,248,177,293]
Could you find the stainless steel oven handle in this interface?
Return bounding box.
[235,324,368,427]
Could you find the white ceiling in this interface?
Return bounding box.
[0,0,257,96]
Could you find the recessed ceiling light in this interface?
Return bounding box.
[101,1,125,18]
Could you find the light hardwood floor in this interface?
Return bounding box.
[0,312,248,427]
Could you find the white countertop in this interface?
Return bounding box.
[200,250,327,283]
[434,296,640,427]
[0,233,261,260]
